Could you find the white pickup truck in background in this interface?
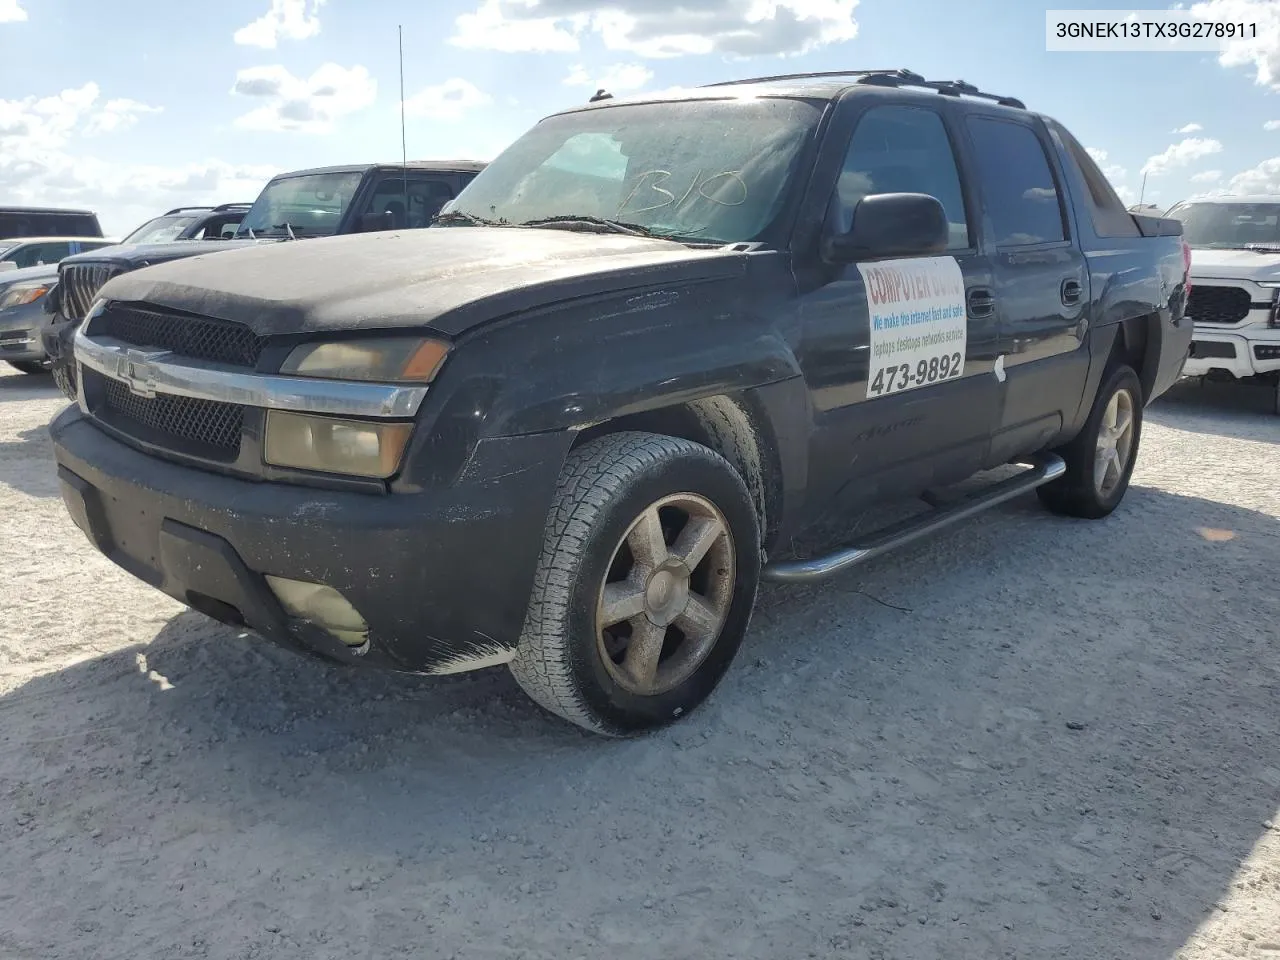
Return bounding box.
[1165,195,1280,413]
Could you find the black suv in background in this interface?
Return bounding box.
[43,160,486,397]
[0,206,104,240]
[120,204,252,245]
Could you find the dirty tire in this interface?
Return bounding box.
[1037,364,1144,519]
[509,431,761,736]
[6,360,49,375]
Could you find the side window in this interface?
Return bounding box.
[364,177,456,229]
[966,117,1067,246]
[34,241,72,264]
[834,105,970,250]
[1053,123,1140,239]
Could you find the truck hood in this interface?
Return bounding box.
[60,238,277,270]
[95,227,745,338]
[1188,247,1280,282]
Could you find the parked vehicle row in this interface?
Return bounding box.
[44,69,1194,736]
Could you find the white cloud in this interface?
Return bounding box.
[1188,0,1280,89]
[231,63,376,133]
[1085,146,1127,183]
[563,62,654,92]
[83,99,164,136]
[1265,120,1280,130]
[1141,137,1223,176]
[453,0,860,58]
[0,83,270,235]
[234,0,324,48]
[1226,156,1280,194]
[0,0,27,23]
[1191,169,1223,183]
[1173,122,1203,133]
[403,78,492,122]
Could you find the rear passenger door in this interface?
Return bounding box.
[963,115,1090,457]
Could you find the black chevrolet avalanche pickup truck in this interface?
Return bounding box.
[49,70,1192,736]
[42,161,485,398]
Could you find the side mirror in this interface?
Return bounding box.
[822,192,950,264]
[42,282,60,315]
[360,211,393,233]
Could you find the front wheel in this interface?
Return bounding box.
[509,431,761,736]
[1037,364,1143,519]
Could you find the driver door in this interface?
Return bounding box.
[795,102,1003,511]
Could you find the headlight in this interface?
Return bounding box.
[264,412,413,478]
[0,282,52,310]
[281,337,449,383]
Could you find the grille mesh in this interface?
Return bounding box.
[1186,285,1252,325]
[96,306,265,368]
[102,375,244,455]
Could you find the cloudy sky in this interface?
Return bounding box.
[2,0,1279,235]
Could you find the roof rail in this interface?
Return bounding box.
[701,69,901,88]
[856,69,1026,109]
[162,206,214,216]
[701,68,1026,109]
[212,202,252,211]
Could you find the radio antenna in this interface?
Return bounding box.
[399,24,409,223]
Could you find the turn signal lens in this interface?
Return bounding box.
[281,337,450,383]
[264,411,413,478]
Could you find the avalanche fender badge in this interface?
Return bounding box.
[858,255,968,400]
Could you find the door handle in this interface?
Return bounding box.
[967,286,995,318]
[1061,278,1083,305]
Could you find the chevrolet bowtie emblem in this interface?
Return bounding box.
[116,349,171,399]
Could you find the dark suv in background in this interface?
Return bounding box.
[119,204,252,245]
[0,206,103,239]
[44,161,486,398]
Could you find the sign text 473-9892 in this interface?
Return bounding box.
[857,255,968,400]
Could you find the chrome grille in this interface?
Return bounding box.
[92,305,265,368]
[60,262,123,321]
[97,371,244,457]
[1186,285,1252,325]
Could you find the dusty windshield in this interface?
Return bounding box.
[443,96,821,245]
[235,171,364,238]
[123,215,200,245]
[1165,201,1280,249]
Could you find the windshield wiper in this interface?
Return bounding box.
[519,215,661,238]
[432,210,508,227]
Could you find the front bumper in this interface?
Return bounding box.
[1183,323,1280,378]
[51,406,573,674]
[0,303,49,362]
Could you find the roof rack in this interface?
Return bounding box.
[702,69,900,88]
[702,68,1026,109]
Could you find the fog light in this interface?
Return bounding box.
[264,411,412,479]
[264,575,369,648]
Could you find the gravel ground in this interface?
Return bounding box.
[1,366,1277,960]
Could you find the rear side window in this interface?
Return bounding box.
[1052,123,1140,239]
[966,117,1067,247]
[0,211,100,239]
[835,105,970,250]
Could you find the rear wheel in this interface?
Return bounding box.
[6,360,49,375]
[1037,364,1143,519]
[509,431,761,736]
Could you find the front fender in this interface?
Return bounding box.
[393,276,802,492]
